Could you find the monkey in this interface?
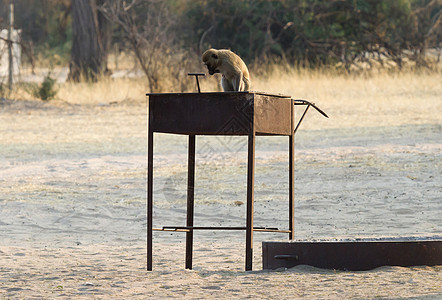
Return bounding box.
[202,49,251,92]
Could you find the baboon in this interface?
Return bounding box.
[202,49,251,91]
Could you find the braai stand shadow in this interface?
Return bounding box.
[146,92,326,271]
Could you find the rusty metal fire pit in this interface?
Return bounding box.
[146,90,326,271]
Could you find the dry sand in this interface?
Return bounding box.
[0,72,441,299]
[1,243,441,299]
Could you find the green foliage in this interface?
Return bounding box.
[32,74,57,101]
[181,0,439,69]
[1,0,438,71]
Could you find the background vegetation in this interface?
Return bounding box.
[0,0,440,93]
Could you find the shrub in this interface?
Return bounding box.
[32,73,57,101]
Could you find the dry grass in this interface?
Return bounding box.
[1,75,148,105]
[198,66,441,130]
[57,77,148,105]
[252,66,442,129]
[3,65,441,131]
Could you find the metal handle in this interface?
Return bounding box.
[293,99,329,118]
[188,73,205,93]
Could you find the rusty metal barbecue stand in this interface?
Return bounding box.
[146,73,328,271]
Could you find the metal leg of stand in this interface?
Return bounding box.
[186,135,196,269]
[289,99,295,240]
[289,134,295,240]
[147,124,154,271]
[245,128,255,271]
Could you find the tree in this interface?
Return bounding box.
[99,0,196,92]
[68,0,110,81]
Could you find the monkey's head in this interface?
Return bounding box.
[202,49,221,75]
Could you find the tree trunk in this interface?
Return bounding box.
[68,0,110,81]
[97,0,112,75]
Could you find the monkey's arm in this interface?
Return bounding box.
[232,71,243,91]
[221,75,234,91]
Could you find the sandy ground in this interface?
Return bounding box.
[0,86,441,299]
